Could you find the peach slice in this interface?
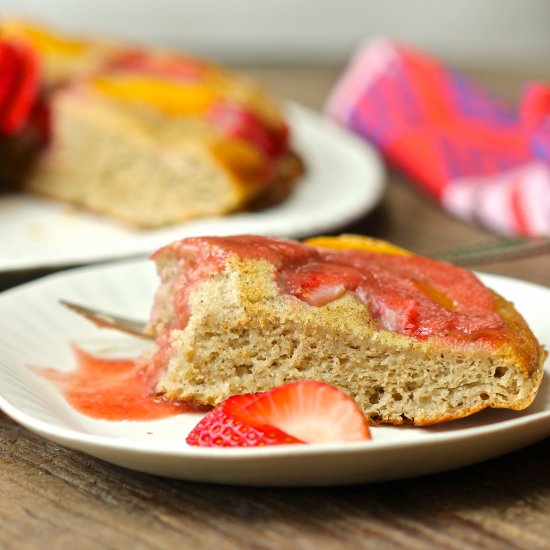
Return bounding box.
[2,19,90,56]
[413,279,456,310]
[92,75,218,115]
[305,234,412,257]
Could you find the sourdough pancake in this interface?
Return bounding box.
[141,234,546,426]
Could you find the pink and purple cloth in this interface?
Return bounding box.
[326,39,550,236]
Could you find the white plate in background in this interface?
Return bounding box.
[0,104,384,272]
[0,260,548,486]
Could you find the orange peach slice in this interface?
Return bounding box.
[92,76,218,116]
[305,234,412,257]
[2,19,90,56]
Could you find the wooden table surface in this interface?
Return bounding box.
[1,64,549,550]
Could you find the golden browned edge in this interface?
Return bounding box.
[243,150,305,212]
[491,291,547,378]
[368,292,546,426]
[0,129,46,191]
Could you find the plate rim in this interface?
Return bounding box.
[0,261,548,463]
[1,386,549,460]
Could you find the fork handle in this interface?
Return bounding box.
[432,237,550,266]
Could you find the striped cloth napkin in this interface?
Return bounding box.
[326,39,550,236]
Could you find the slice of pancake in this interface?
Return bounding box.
[0,19,304,227]
[141,234,546,426]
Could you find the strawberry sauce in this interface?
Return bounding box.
[39,345,197,421]
[150,236,505,345]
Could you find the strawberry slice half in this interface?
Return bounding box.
[186,393,302,447]
[284,262,365,306]
[186,381,371,448]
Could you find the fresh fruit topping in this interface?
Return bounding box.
[246,381,371,443]
[0,41,18,109]
[210,139,268,187]
[286,258,422,332]
[1,19,90,56]
[305,235,412,257]
[186,381,371,448]
[208,101,288,158]
[413,279,456,311]
[109,50,205,81]
[186,393,302,447]
[285,263,364,306]
[357,288,420,333]
[92,75,217,115]
[0,39,41,135]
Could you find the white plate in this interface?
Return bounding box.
[0,260,548,487]
[0,103,384,273]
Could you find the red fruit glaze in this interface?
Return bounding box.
[38,345,200,421]
[150,236,504,344]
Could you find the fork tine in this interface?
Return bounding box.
[59,300,153,340]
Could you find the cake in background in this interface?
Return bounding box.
[0,18,303,227]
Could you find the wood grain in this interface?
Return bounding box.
[2,414,549,550]
[1,64,550,549]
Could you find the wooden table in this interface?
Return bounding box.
[1,64,549,550]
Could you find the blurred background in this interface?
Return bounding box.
[1,0,550,67]
[1,0,550,283]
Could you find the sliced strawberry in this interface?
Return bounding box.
[298,283,347,307]
[186,381,371,448]
[285,263,364,306]
[208,101,288,158]
[0,41,19,112]
[244,382,371,444]
[357,286,419,334]
[186,393,302,447]
[0,40,40,135]
[376,296,419,333]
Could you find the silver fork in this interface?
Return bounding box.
[59,299,154,340]
[430,236,550,266]
[61,236,550,338]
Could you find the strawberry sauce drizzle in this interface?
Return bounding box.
[151,236,505,345]
[39,345,199,421]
